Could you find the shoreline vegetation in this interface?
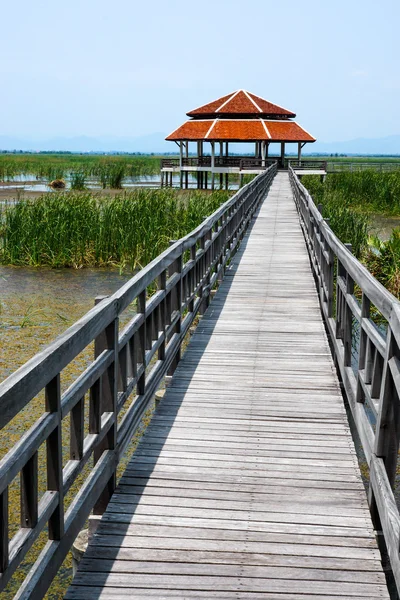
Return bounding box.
[302,170,400,298]
[0,189,230,269]
[0,154,161,184]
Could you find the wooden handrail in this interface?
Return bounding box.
[289,165,400,595]
[0,163,277,599]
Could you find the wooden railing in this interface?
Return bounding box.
[328,161,400,173]
[288,160,327,170]
[0,164,277,599]
[161,158,278,170]
[289,166,400,594]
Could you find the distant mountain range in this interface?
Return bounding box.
[1,133,400,156]
[0,133,172,153]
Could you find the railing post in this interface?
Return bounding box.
[343,246,354,367]
[46,374,64,539]
[168,242,182,376]
[93,296,118,516]
[158,269,167,361]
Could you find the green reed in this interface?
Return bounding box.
[0,189,230,269]
[302,172,400,297]
[0,153,162,185]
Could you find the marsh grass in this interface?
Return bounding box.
[0,154,162,184]
[302,172,400,297]
[0,188,230,269]
[70,171,86,190]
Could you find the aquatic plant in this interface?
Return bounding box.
[0,153,162,184]
[364,230,400,297]
[70,170,86,190]
[0,188,230,269]
[302,172,400,298]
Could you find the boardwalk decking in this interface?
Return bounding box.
[66,173,389,599]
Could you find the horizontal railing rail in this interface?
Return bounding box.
[289,165,400,594]
[0,163,277,599]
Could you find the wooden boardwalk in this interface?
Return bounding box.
[66,173,389,599]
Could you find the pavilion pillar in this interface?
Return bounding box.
[254,142,258,157]
[179,142,183,188]
[280,142,285,168]
[220,173,223,189]
[225,173,228,190]
[261,141,266,168]
[185,141,189,188]
[298,142,302,163]
[211,142,215,190]
[266,142,269,159]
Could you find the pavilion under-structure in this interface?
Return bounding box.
[161,89,317,189]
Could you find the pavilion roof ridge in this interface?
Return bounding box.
[187,89,296,118]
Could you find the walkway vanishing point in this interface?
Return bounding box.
[65,173,390,599]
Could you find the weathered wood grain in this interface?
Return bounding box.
[66,173,389,599]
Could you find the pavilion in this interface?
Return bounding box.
[162,89,316,189]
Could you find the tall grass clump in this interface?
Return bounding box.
[70,171,86,190]
[0,189,230,269]
[0,153,162,184]
[303,171,400,215]
[364,230,400,297]
[302,172,400,297]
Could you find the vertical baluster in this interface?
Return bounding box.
[93,311,118,515]
[158,270,167,361]
[145,310,153,352]
[188,246,196,313]
[0,488,8,572]
[21,452,38,529]
[343,269,354,368]
[46,374,64,540]
[89,378,101,435]
[70,397,84,460]
[325,237,334,318]
[118,344,128,395]
[356,294,371,402]
[199,235,206,315]
[365,338,373,384]
[204,230,212,312]
[168,250,182,376]
[137,291,146,395]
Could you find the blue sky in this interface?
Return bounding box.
[1,0,398,142]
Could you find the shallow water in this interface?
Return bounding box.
[0,266,133,379]
[370,214,400,241]
[0,173,239,197]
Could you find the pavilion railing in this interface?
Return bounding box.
[160,158,180,169]
[289,165,400,594]
[287,160,327,170]
[161,157,278,170]
[0,164,277,599]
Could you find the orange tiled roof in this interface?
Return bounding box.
[166,119,315,142]
[265,121,315,142]
[187,90,295,118]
